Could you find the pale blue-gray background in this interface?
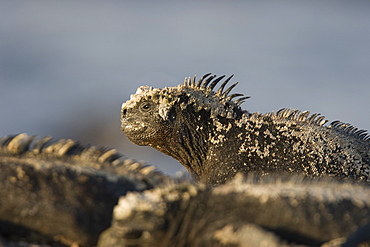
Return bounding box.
[1,1,369,175]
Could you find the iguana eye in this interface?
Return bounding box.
[140,102,152,112]
[168,109,176,121]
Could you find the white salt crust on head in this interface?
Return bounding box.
[121,83,243,121]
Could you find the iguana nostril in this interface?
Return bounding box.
[122,108,127,116]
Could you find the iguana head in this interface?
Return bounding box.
[99,182,204,247]
[120,85,175,147]
[120,73,249,178]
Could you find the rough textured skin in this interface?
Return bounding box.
[121,73,370,184]
[98,175,370,247]
[0,133,169,247]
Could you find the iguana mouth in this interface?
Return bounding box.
[121,119,148,135]
[121,118,162,147]
[121,120,146,131]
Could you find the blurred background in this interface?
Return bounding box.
[1,1,369,176]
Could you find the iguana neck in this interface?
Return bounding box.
[150,109,212,180]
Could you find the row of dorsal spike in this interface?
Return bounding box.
[0,133,165,175]
[183,73,250,106]
[276,108,329,126]
[330,121,370,141]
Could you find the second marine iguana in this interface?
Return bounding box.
[98,175,370,247]
[0,133,169,246]
[121,73,370,185]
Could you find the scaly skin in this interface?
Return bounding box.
[98,175,370,247]
[121,73,370,184]
[0,133,169,246]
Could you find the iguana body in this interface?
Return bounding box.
[121,73,370,184]
[99,175,370,247]
[0,133,168,246]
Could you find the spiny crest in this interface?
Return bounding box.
[0,133,163,177]
[268,109,370,143]
[182,73,250,106]
[330,121,370,142]
[272,108,329,126]
[180,73,250,119]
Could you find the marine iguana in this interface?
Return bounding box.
[98,175,370,247]
[0,133,169,247]
[121,73,370,184]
